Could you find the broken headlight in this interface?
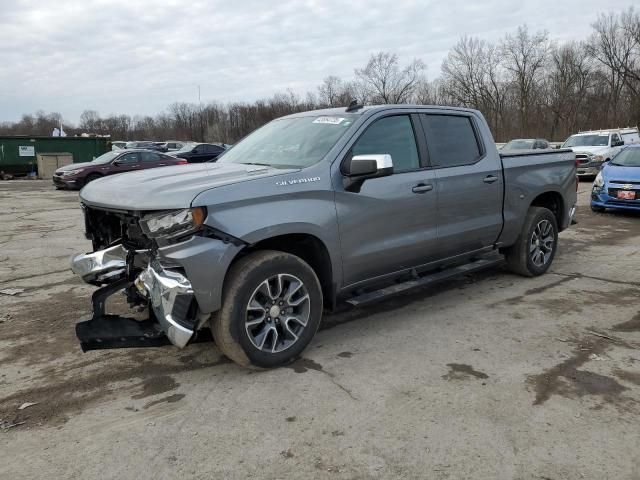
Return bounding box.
[139,207,207,239]
[593,171,604,188]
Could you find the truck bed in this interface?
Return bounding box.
[499,148,577,247]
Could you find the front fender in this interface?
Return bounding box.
[192,169,343,292]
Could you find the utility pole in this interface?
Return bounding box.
[198,85,205,142]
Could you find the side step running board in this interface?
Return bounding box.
[345,255,504,307]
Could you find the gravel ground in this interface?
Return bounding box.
[0,180,639,480]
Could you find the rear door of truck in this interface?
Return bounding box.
[418,112,504,258]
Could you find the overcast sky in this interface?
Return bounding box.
[0,0,631,123]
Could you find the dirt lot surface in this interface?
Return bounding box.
[1,180,639,479]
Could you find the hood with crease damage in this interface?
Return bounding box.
[80,163,297,210]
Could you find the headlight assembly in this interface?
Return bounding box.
[63,169,84,176]
[139,207,207,239]
[593,155,604,163]
[594,172,604,188]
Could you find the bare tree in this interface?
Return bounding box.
[355,52,426,104]
[441,36,508,136]
[501,26,551,135]
[588,8,640,125]
[79,110,101,133]
[545,42,593,139]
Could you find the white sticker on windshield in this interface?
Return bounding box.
[313,116,346,125]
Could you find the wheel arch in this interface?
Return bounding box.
[228,233,336,310]
[530,190,564,230]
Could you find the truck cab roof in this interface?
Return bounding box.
[281,104,480,120]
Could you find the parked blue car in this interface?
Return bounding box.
[591,144,640,213]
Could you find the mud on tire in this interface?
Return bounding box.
[210,250,323,368]
[504,206,558,277]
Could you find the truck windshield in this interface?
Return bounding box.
[562,134,609,148]
[218,115,358,169]
[610,148,640,167]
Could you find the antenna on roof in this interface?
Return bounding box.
[346,99,364,113]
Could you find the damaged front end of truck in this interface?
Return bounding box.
[71,204,243,351]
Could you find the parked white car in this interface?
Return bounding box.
[562,128,637,177]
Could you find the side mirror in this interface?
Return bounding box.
[112,160,121,166]
[344,154,394,192]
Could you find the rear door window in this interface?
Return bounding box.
[351,115,420,173]
[420,114,481,168]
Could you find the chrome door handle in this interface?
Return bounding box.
[158,163,166,166]
[483,175,499,184]
[412,184,433,194]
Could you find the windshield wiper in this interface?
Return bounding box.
[241,162,273,167]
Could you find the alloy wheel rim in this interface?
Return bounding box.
[245,274,310,353]
[530,219,554,267]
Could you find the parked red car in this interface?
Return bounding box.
[53,149,187,190]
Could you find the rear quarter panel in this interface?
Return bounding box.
[500,150,577,246]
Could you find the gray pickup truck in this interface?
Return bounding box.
[71,105,577,367]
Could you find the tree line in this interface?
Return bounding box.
[1,7,638,143]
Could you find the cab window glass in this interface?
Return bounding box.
[421,114,481,168]
[351,115,420,172]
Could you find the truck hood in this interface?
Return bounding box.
[80,163,297,210]
[570,146,610,156]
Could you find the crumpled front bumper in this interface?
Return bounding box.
[71,245,127,284]
[70,236,243,349]
[591,187,640,211]
[71,245,197,348]
[135,262,196,348]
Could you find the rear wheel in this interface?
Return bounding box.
[504,207,558,277]
[211,250,323,368]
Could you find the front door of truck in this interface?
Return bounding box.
[335,114,439,288]
[419,113,503,258]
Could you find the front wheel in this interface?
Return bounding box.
[504,206,558,277]
[83,173,102,186]
[591,205,605,213]
[211,250,323,368]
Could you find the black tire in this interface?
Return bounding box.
[84,173,102,186]
[591,205,605,213]
[211,250,323,368]
[504,206,558,277]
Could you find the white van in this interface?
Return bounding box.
[620,127,640,145]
